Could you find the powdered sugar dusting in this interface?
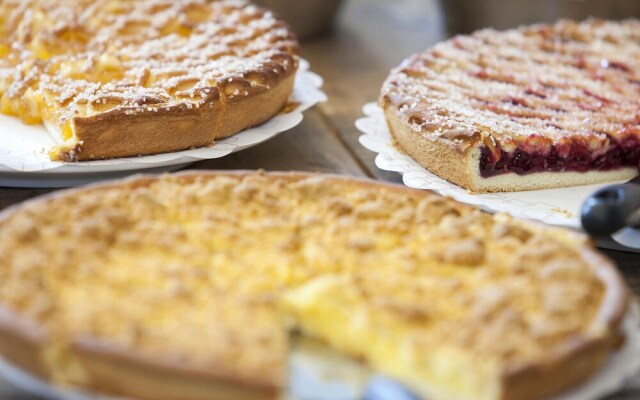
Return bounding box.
[382,20,640,157]
[0,0,298,126]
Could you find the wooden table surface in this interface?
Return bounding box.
[0,0,638,399]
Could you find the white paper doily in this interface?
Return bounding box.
[0,59,326,188]
[356,103,637,230]
[0,302,638,400]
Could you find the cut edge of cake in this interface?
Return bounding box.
[383,104,638,193]
[43,66,296,162]
[284,214,629,400]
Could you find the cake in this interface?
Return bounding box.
[381,19,640,192]
[0,0,298,161]
[0,171,628,400]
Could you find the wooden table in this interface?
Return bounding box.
[0,1,638,398]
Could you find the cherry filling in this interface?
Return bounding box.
[480,138,640,177]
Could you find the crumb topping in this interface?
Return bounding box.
[0,173,609,388]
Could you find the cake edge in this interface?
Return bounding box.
[48,63,297,162]
[383,103,638,193]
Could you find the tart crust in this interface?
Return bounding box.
[61,71,296,161]
[0,171,629,400]
[0,305,278,400]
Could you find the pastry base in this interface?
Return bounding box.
[49,72,296,161]
[384,105,638,193]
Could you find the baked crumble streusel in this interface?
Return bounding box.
[0,171,628,400]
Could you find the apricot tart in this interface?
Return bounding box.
[381,20,640,192]
[0,171,628,400]
[0,0,298,161]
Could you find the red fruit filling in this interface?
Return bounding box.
[480,138,640,177]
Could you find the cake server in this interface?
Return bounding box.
[289,336,419,400]
[581,175,640,238]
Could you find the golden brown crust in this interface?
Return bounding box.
[0,306,48,380]
[0,171,629,400]
[502,337,611,400]
[69,70,296,160]
[496,228,629,400]
[69,343,280,400]
[0,308,278,400]
[383,101,478,190]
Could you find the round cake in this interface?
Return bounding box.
[0,0,298,161]
[381,19,640,192]
[0,171,628,400]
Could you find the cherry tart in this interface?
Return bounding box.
[381,19,640,192]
